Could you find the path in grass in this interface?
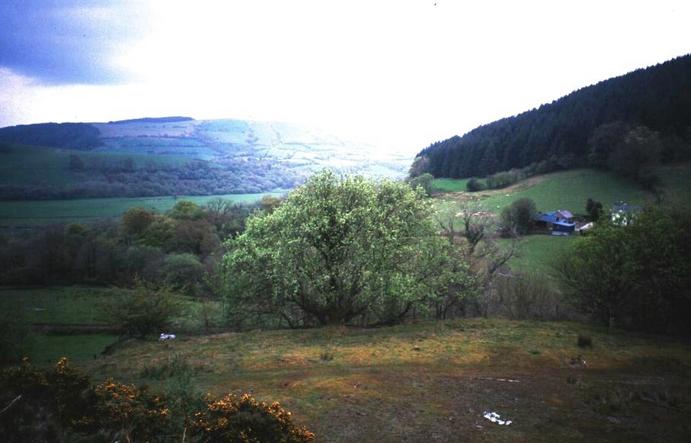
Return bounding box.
[84,319,691,442]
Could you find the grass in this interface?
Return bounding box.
[0,191,286,227]
[79,319,691,442]
[0,286,225,366]
[656,162,691,209]
[26,334,118,365]
[431,178,470,193]
[479,169,650,214]
[0,286,118,324]
[0,143,189,187]
[502,235,578,277]
[432,168,657,276]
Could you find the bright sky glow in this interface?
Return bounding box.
[1,0,689,152]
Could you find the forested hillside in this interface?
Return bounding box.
[414,54,691,179]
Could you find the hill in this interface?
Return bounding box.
[415,54,691,179]
[0,118,412,200]
[76,318,690,442]
[2,284,689,442]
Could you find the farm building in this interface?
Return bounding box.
[534,210,576,235]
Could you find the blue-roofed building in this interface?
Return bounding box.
[535,210,576,234]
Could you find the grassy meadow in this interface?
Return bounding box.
[0,144,189,187]
[79,318,691,442]
[8,285,691,440]
[431,177,470,193]
[0,286,224,364]
[0,191,286,227]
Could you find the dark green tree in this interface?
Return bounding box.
[556,206,691,333]
[500,198,537,236]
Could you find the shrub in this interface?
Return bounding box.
[122,207,156,237]
[168,201,205,220]
[0,358,314,442]
[466,177,484,192]
[105,282,180,338]
[500,198,537,236]
[577,335,592,348]
[407,172,434,196]
[494,273,564,320]
[556,206,691,333]
[190,393,315,443]
[160,253,204,293]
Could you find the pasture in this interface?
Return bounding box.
[0,143,190,187]
[0,286,224,364]
[0,191,286,227]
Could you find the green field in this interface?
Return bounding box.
[501,235,578,278]
[0,286,224,364]
[432,169,656,278]
[0,286,115,324]
[431,177,470,192]
[472,169,649,214]
[0,191,287,227]
[0,144,189,187]
[657,162,691,208]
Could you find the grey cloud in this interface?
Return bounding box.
[0,0,146,84]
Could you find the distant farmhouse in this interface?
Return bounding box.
[534,209,576,235]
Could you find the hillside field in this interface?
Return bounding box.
[0,191,286,227]
[431,166,691,276]
[0,286,224,364]
[77,318,691,442]
[0,144,189,187]
[3,284,690,442]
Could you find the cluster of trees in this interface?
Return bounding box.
[413,54,691,180]
[0,156,303,200]
[0,198,279,291]
[557,206,691,334]
[222,171,528,329]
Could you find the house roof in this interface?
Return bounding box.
[535,211,575,227]
[556,209,573,219]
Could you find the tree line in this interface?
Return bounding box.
[0,153,303,200]
[0,197,281,291]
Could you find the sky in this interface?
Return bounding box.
[0,0,689,153]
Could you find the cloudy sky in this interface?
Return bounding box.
[0,0,689,152]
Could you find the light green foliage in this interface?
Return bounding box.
[140,216,175,249]
[431,178,470,192]
[407,172,434,196]
[223,171,471,327]
[168,200,205,220]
